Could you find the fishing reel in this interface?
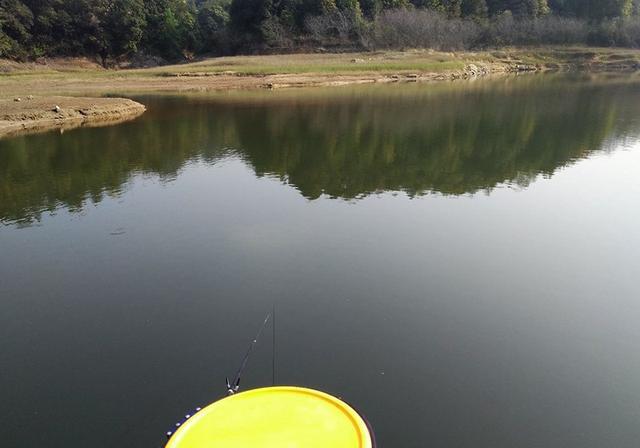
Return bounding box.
[226,377,240,395]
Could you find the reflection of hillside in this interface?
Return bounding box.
[1,76,640,225]
[0,109,236,225]
[237,79,635,198]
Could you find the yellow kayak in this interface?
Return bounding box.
[165,386,374,448]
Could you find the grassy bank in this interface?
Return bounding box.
[1,47,639,96]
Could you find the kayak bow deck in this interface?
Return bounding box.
[165,386,374,448]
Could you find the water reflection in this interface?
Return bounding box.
[2,75,640,225]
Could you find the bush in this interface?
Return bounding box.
[489,12,589,46]
[589,18,640,47]
[306,10,368,48]
[531,16,590,45]
[261,16,295,48]
[372,9,482,50]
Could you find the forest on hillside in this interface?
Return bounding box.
[1,0,640,64]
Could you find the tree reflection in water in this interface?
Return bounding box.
[2,75,640,226]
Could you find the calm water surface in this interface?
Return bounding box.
[1,75,640,447]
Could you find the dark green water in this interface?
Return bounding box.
[1,75,640,447]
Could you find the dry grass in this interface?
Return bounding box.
[0,47,638,99]
[142,51,467,76]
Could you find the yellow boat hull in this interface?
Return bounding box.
[165,386,373,448]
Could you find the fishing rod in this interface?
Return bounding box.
[165,310,275,440]
[226,311,273,395]
[164,307,377,447]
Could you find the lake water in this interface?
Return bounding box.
[1,75,640,448]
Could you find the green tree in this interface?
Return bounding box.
[336,0,362,15]
[0,0,33,57]
[485,0,548,17]
[485,0,505,15]
[411,0,445,12]
[99,0,146,63]
[443,0,462,16]
[461,0,488,18]
[303,0,337,16]
[381,0,409,9]
[229,0,273,44]
[196,0,230,53]
[563,0,632,20]
[547,0,566,14]
[507,0,548,17]
[23,0,98,55]
[143,0,196,58]
[359,0,381,18]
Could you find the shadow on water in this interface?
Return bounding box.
[2,74,640,226]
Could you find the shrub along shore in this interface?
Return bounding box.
[1,47,640,139]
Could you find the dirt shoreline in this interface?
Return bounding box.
[1,48,639,139]
[0,96,146,138]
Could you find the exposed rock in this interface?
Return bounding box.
[512,64,538,72]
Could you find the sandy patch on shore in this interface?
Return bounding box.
[0,96,146,138]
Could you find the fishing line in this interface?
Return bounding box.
[226,312,272,395]
[272,303,276,386]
